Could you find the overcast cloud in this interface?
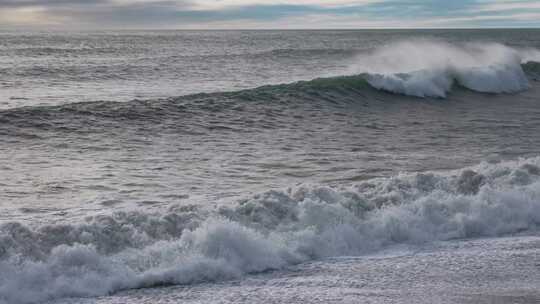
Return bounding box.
[1,0,539,29]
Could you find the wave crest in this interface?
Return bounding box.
[354,40,538,97]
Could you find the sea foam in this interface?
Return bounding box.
[352,40,537,97]
[1,157,540,303]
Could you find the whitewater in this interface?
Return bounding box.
[359,40,540,97]
[2,157,540,304]
[1,29,540,303]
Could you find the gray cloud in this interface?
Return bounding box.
[0,0,111,7]
[1,0,540,28]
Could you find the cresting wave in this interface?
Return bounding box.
[1,42,540,128]
[2,61,540,133]
[2,41,540,113]
[2,157,540,304]
[356,40,540,97]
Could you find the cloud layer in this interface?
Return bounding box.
[1,0,540,29]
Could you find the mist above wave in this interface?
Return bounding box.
[2,157,540,304]
[351,40,540,97]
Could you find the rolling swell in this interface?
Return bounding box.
[1,157,540,304]
[1,60,539,134]
[0,74,377,134]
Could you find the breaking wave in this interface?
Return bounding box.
[2,41,540,134]
[2,157,540,303]
[2,62,540,134]
[354,40,540,97]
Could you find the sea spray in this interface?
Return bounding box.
[352,40,534,97]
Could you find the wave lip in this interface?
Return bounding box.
[2,157,540,304]
[353,40,539,98]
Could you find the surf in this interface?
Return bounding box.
[2,156,540,304]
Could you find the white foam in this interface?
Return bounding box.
[2,157,540,304]
[350,40,537,97]
[519,47,540,63]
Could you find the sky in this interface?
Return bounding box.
[1,0,540,29]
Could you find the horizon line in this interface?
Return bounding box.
[2,26,540,32]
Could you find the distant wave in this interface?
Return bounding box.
[2,157,540,304]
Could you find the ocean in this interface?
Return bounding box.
[1,29,540,303]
